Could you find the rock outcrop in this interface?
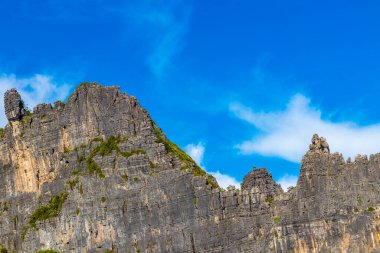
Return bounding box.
[0,83,379,253]
[308,133,330,154]
[241,167,283,201]
[4,89,26,121]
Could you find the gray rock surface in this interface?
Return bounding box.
[0,83,379,253]
[4,89,26,121]
[241,167,283,201]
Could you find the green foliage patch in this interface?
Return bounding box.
[274,216,282,223]
[66,177,79,190]
[265,198,275,204]
[21,113,33,127]
[71,168,83,176]
[121,173,129,180]
[0,128,4,139]
[120,149,146,159]
[76,154,86,163]
[86,158,105,179]
[37,250,59,253]
[29,193,68,228]
[90,137,103,144]
[367,206,375,212]
[0,244,8,253]
[206,175,218,189]
[95,135,121,157]
[63,147,73,153]
[85,135,146,179]
[22,192,68,241]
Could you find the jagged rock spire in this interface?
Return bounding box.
[309,133,330,154]
[4,89,26,122]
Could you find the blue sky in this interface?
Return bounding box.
[1,0,380,189]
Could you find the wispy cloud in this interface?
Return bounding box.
[0,73,72,126]
[230,93,380,162]
[185,142,205,165]
[125,0,192,78]
[277,174,298,192]
[185,142,240,189]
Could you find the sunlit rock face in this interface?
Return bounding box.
[0,84,380,253]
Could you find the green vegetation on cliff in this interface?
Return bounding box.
[29,192,68,228]
[21,192,68,240]
[367,206,375,212]
[152,122,218,189]
[66,177,79,190]
[0,244,8,253]
[85,135,146,179]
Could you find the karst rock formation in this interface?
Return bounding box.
[0,83,379,253]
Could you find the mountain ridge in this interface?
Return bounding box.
[0,83,379,252]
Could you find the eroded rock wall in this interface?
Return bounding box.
[0,84,379,253]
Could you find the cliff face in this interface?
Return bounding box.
[0,84,379,253]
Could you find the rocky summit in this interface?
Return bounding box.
[0,83,379,253]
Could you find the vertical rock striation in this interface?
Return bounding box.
[0,83,379,253]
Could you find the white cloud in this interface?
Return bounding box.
[185,142,205,165]
[230,93,380,163]
[125,0,191,77]
[208,171,241,190]
[185,142,241,189]
[277,174,298,192]
[0,73,72,127]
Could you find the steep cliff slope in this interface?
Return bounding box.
[0,83,379,253]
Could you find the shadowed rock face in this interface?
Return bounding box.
[0,84,380,253]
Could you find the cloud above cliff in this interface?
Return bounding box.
[185,142,241,189]
[125,0,191,78]
[277,174,298,191]
[230,94,380,163]
[0,73,72,127]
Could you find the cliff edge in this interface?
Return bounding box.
[0,83,379,253]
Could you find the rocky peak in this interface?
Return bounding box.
[241,167,282,195]
[0,84,379,253]
[308,133,330,154]
[4,88,26,121]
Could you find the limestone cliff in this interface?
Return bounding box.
[0,83,379,253]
